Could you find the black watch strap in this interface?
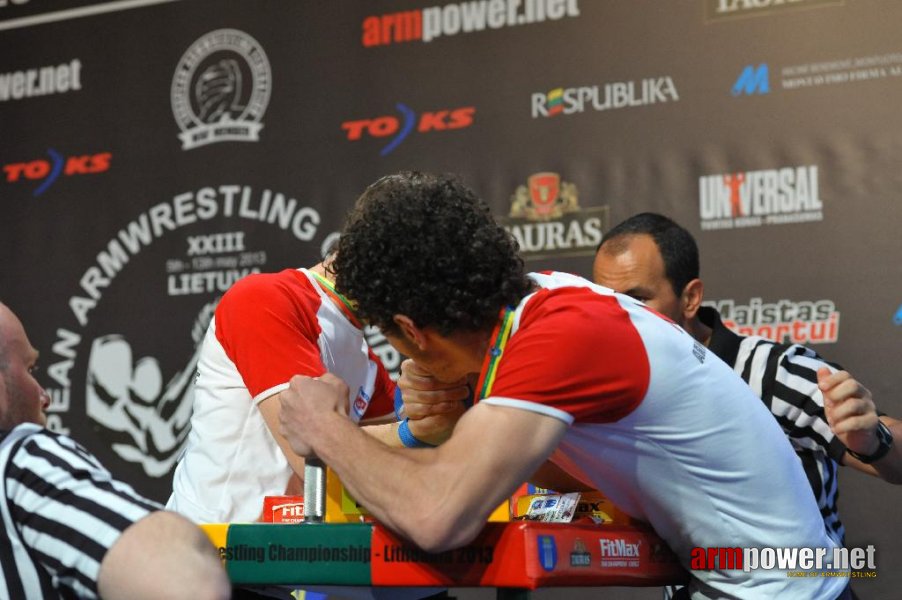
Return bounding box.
[847,420,894,464]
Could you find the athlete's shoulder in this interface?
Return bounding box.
[217,268,316,314]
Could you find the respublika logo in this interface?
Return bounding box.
[706,0,844,21]
[706,297,840,344]
[699,165,822,230]
[0,58,81,102]
[732,63,770,95]
[532,76,678,118]
[3,149,111,196]
[497,172,607,260]
[171,29,271,150]
[341,103,475,156]
[362,0,580,47]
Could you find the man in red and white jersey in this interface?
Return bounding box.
[277,172,851,600]
[166,260,462,524]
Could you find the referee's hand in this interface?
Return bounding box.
[818,367,880,457]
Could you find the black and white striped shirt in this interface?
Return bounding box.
[700,306,847,543]
[0,423,159,599]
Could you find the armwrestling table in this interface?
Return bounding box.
[201,520,688,598]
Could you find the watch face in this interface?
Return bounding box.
[877,420,894,444]
[850,421,894,464]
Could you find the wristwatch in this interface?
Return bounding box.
[847,420,894,464]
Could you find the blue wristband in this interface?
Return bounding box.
[393,386,405,419]
[398,418,435,448]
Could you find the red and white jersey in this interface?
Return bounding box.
[479,272,847,599]
[166,268,394,523]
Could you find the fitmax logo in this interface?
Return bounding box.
[732,64,770,96]
[341,103,474,156]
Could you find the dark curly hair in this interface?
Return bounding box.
[331,172,532,335]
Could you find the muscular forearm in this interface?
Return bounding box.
[310,411,477,550]
[361,421,404,448]
[281,376,567,552]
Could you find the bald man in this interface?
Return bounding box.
[0,302,229,600]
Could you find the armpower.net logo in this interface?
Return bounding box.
[361,0,580,47]
[691,545,876,578]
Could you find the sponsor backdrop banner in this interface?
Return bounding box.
[1,1,899,597]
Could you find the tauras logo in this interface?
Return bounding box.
[172,29,271,150]
[706,0,843,20]
[699,165,822,230]
[498,173,606,260]
[0,58,81,102]
[600,538,640,558]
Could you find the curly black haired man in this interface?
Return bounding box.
[278,172,851,600]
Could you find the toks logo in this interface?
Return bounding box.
[3,149,111,196]
[341,103,475,156]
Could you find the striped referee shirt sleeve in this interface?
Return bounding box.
[735,339,847,461]
[0,424,160,599]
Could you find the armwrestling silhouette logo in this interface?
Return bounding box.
[85,302,215,477]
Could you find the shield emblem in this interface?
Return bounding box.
[537,535,558,571]
[528,172,560,216]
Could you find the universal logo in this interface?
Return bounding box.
[172,29,271,150]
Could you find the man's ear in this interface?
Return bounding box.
[681,278,705,320]
[393,314,427,351]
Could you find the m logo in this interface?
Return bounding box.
[732,64,770,96]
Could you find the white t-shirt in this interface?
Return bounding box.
[478,272,848,599]
[167,268,394,523]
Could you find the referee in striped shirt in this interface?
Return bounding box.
[593,213,902,542]
[0,301,230,600]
